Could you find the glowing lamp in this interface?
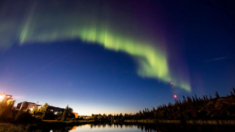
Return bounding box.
[174,94,177,98]
[0,95,5,100]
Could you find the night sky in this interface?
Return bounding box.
[0,0,234,115]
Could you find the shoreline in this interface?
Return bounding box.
[123,119,235,125]
[1,120,235,131]
[39,119,235,125]
[2,119,235,126]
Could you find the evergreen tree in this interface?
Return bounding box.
[209,95,212,100]
[215,91,220,98]
[187,96,192,103]
[61,105,69,121]
[39,103,49,119]
[178,100,181,104]
[230,91,234,96]
[40,103,49,113]
[195,94,199,102]
[203,95,206,101]
[192,96,196,103]
[152,107,155,111]
[183,96,186,103]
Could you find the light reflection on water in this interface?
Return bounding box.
[67,123,235,132]
[70,124,142,132]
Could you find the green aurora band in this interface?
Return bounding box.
[0,0,191,92]
[19,24,191,92]
[79,27,191,92]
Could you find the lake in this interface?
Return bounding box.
[34,123,235,132]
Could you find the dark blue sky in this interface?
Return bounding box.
[0,0,234,115]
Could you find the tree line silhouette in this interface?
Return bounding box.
[1,88,235,124]
[89,88,235,121]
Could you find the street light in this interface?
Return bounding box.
[0,94,5,102]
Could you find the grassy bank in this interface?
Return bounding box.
[43,119,95,123]
[0,123,34,132]
[0,120,95,132]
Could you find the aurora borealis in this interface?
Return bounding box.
[0,0,234,115]
[0,0,190,91]
[20,23,190,91]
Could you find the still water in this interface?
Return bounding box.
[35,123,235,132]
[70,124,144,132]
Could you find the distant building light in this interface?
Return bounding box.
[0,94,13,102]
[174,94,177,98]
[0,95,4,99]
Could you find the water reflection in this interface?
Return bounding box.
[73,123,235,132]
[32,123,235,132]
[70,124,140,132]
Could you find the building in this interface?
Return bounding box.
[16,101,75,117]
[16,101,39,110]
[73,112,78,118]
[45,105,68,115]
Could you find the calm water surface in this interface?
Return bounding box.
[35,123,235,132]
[70,124,143,132]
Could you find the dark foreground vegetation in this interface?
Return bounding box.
[88,88,235,122]
[129,88,235,121]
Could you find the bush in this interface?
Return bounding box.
[0,123,29,132]
[56,116,62,121]
[15,110,37,123]
[0,101,15,122]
